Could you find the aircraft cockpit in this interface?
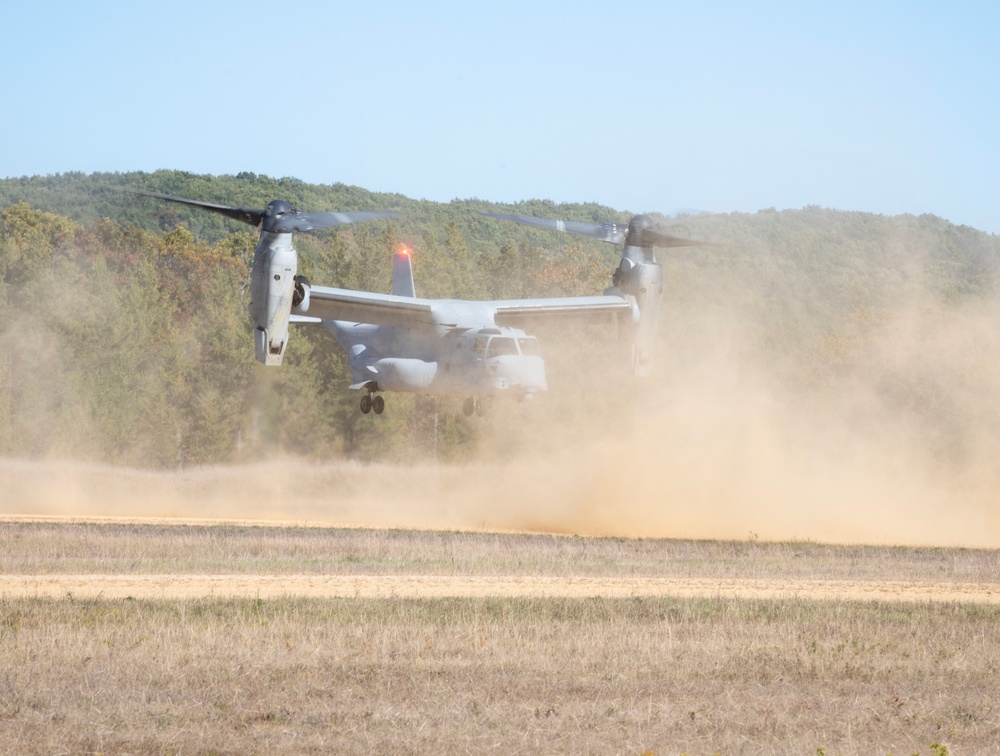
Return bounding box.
[473,332,542,361]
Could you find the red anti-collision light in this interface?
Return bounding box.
[396,245,411,257]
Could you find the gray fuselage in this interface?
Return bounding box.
[325,316,546,398]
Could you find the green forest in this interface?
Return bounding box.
[1,170,998,469]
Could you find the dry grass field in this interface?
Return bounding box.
[2,519,1000,754]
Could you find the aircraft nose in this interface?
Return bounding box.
[491,356,547,392]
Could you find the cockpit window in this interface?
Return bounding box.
[486,337,519,358]
[474,335,490,357]
[518,337,541,356]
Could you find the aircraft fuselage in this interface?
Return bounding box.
[326,318,547,399]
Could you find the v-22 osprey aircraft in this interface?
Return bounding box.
[131,191,714,416]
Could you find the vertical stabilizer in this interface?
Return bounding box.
[392,246,416,297]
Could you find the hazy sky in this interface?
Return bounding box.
[2,1,998,232]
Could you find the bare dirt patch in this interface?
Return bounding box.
[3,572,1000,603]
[4,509,1000,753]
[3,513,999,603]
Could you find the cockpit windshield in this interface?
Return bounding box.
[518,337,541,356]
[485,337,519,358]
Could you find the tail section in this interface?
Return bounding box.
[391,245,416,297]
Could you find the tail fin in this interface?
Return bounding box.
[391,246,416,297]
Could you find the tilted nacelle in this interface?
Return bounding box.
[481,210,713,379]
[127,190,401,370]
[249,231,297,365]
[614,251,663,377]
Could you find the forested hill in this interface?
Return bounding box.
[0,170,633,251]
[1,171,999,469]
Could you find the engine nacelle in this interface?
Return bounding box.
[249,232,297,366]
[615,251,663,377]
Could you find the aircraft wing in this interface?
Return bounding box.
[303,287,634,329]
[493,294,635,326]
[304,286,437,327]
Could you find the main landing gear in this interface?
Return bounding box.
[360,392,385,415]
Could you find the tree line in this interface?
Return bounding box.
[1,172,998,468]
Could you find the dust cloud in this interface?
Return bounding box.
[4,293,999,549]
[3,228,1000,549]
[507,294,1000,547]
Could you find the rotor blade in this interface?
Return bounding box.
[639,228,722,249]
[275,210,404,233]
[484,210,721,249]
[125,189,264,227]
[481,212,627,245]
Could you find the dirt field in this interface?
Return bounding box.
[4,508,1000,605]
[3,518,1000,755]
[4,459,1000,753]
[3,569,1000,604]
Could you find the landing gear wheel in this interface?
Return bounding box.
[463,397,475,417]
[360,394,372,414]
[372,395,385,415]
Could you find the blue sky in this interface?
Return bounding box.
[2,1,998,232]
